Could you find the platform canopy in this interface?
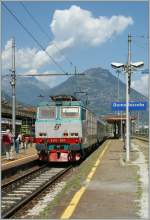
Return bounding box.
[104,114,136,123]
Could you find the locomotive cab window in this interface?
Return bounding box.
[38,106,56,119]
[61,107,80,118]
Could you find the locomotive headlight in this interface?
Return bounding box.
[71,133,79,136]
[39,133,47,137]
[63,132,68,136]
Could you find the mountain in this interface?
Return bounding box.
[49,67,148,123]
[48,67,148,120]
[2,67,148,123]
[1,91,12,103]
[2,76,50,105]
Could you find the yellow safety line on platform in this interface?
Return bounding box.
[60,140,111,219]
[2,154,37,166]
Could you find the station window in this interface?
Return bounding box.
[61,107,80,118]
[38,106,55,119]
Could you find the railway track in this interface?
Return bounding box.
[132,136,148,142]
[2,165,72,218]
[2,159,39,179]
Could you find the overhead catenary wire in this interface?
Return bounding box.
[2,73,84,78]
[131,35,149,39]
[20,2,74,68]
[2,2,68,75]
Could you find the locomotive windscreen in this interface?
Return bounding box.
[61,107,80,118]
[38,106,56,119]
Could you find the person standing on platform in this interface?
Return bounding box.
[24,135,30,150]
[22,134,25,149]
[15,133,22,155]
[2,129,13,160]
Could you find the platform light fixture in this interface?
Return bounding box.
[111,33,144,162]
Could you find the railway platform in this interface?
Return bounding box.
[59,139,138,219]
[1,143,38,171]
[35,138,148,219]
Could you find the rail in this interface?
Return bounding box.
[2,165,72,218]
[2,159,39,178]
[132,135,148,142]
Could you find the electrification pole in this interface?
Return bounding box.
[117,70,120,103]
[74,65,83,99]
[125,33,132,161]
[120,110,123,140]
[116,69,123,139]
[117,70,123,140]
[10,37,16,149]
[74,65,78,91]
[137,111,140,133]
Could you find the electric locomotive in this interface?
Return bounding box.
[35,95,107,162]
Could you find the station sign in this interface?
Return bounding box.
[112,101,147,111]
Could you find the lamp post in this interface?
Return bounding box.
[115,69,123,139]
[111,33,144,162]
[10,37,16,150]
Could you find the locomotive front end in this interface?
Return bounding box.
[35,97,83,162]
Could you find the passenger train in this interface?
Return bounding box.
[35,95,109,162]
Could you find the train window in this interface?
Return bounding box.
[38,107,55,119]
[61,107,80,118]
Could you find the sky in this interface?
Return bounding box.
[1,1,149,96]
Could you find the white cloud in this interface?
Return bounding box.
[2,5,134,77]
[2,40,12,60]
[32,38,74,68]
[2,38,73,70]
[131,75,149,97]
[2,40,38,69]
[17,48,38,69]
[51,5,134,46]
[2,40,13,70]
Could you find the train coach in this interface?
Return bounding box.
[35,95,108,162]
